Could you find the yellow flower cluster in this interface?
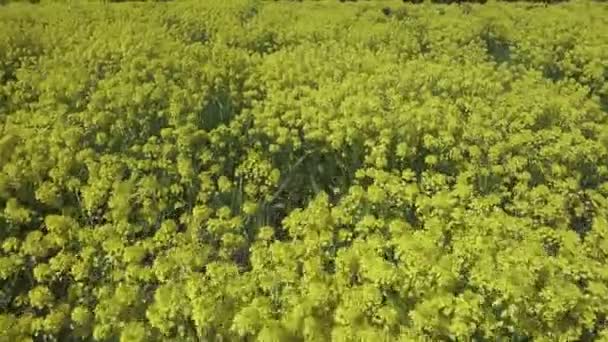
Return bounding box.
[1,0,608,341]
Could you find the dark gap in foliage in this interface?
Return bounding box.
[441,227,453,250]
[270,145,362,207]
[92,59,123,85]
[585,315,608,341]
[398,0,574,3]
[532,107,557,131]
[527,163,546,188]
[481,31,512,64]
[409,146,430,180]
[104,0,174,3]
[239,3,259,24]
[461,3,474,14]
[1,59,38,114]
[271,221,291,242]
[533,269,550,299]
[50,277,74,308]
[575,277,588,293]
[418,36,431,55]
[186,31,210,46]
[262,202,291,240]
[141,252,156,268]
[80,193,108,227]
[431,0,487,4]
[383,246,398,265]
[0,95,7,119]
[543,63,564,82]
[0,282,12,310]
[404,204,422,229]
[474,172,504,196]
[253,140,365,244]
[543,41,575,82]
[452,271,471,296]
[0,66,18,86]
[323,258,335,274]
[2,269,35,314]
[568,193,593,238]
[0,216,13,241]
[200,90,237,131]
[393,7,411,20]
[579,163,602,190]
[233,245,251,272]
[162,17,209,46]
[246,31,280,55]
[542,237,559,257]
[600,95,608,114]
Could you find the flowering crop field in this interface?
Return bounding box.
[1,0,608,340]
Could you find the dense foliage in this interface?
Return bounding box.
[1,0,608,340]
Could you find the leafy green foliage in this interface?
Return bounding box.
[1,0,608,340]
